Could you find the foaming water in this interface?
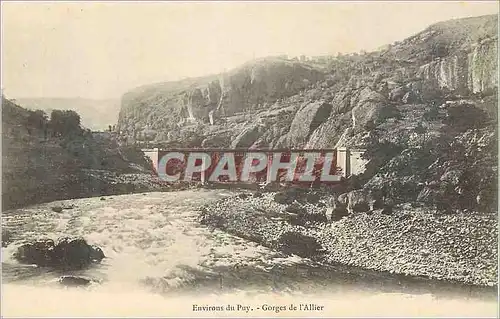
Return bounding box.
[2,190,498,317]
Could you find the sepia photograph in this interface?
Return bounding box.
[1,1,499,317]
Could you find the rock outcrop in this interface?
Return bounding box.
[117,58,325,145]
[2,229,13,247]
[231,123,264,149]
[118,15,497,153]
[58,275,94,287]
[13,237,105,270]
[417,37,498,95]
[285,101,332,147]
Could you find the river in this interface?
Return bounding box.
[1,189,497,317]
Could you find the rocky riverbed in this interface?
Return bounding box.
[200,191,498,287]
[2,189,497,317]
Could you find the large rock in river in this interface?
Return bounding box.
[2,228,13,247]
[13,237,105,270]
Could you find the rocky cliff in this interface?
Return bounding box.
[417,36,498,94]
[118,14,497,151]
[117,57,325,145]
[117,14,497,212]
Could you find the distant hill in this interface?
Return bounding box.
[15,98,121,131]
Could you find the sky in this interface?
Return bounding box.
[1,1,498,100]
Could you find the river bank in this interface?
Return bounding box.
[1,170,207,211]
[200,191,498,288]
[2,189,497,317]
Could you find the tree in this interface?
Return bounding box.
[26,109,48,135]
[49,110,82,137]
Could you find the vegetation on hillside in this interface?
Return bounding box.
[2,96,156,210]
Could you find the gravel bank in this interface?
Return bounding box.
[200,192,498,287]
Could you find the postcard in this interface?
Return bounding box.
[1,1,498,317]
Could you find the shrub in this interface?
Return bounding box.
[49,110,82,137]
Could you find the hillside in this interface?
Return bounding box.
[16,98,121,131]
[191,14,498,288]
[117,14,498,213]
[117,14,498,148]
[2,97,161,210]
[117,57,325,146]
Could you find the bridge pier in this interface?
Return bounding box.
[336,147,367,177]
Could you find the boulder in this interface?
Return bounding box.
[440,169,463,186]
[2,229,13,247]
[389,86,407,101]
[351,87,394,128]
[305,192,321,204]
[286,101,332,147]
[201,132,232,148]
[273,188,308,204]
[416,186,455,212]
[476,188,497,212]
[305,111,352,149]
[381,203,394,215]
[238,193,250,199]
[325,196,349,221]
[58,275,92,287]
[260,182,279,191]
[340,189,384,214]
[273,191,294,205]
[14,239,55,266]
[284,203,328,225]
[443,103,489,132]
[416,186,437,204]
[275,231,323,258]
[13,237,105,270]
[253,192,264,198]
[231,124,263,148]
[285,203,307,215]
[402,91,420,104]
[51,206,63,213]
